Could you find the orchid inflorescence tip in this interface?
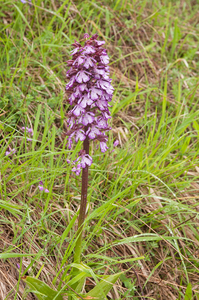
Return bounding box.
[66,33,114,174]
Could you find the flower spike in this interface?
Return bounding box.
[66,34,113,174]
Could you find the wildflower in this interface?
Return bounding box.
[20,0,31,3]
[22,127,33,135]
[113,140,119,147]
[38,180,49,193]
[22,126,33,141]
[38,185,44,191]
[5,148,16,156]
[65,34,113,174]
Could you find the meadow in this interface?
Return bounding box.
[0,0,199,299]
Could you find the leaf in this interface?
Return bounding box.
[0,253,37,259]
[184,283,192,300]
[22,276,64,300]
[85,272,122,300]
[0,199,23,217]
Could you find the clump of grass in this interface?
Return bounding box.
[0,0,199,299]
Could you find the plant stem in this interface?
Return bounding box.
[68,137,89,299]
[73,136,89,264]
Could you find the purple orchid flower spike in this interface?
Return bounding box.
[65,35,114,282]
[65,33,113,174]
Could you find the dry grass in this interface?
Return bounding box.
[0,0,199,299]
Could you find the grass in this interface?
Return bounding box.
[0,0,199,299]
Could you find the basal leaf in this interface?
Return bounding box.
[85,272,122,300]
[22,276,64,300]
[184,283,192,300]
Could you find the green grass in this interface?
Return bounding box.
[0,0,199,299]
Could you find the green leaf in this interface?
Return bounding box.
[85,272,122,300]
[0,199,24,217]
[0,253,37,259]
[184,282,192,300]
[22,276,64,300]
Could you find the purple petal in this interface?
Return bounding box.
[72,104,85,117]
[75,130,86,142]
[97,80,110,90]
[79,84,87,92]
[106,86,114,95]
[27,127,33,134]
[72,165,81,176]
[95,99,108,110]
[80,154,93,168]
[97,118,108,129]
[100,55,109,64]
[90,87,102,100]
[81,112,95,126]
[94,74,101,80]
[86,126,101,139]
[102,93,112,101]
[103,73,111,81]
[83,45,95,54]
[76,70,90,83]
[73,56,85,66]
[70,47,80,55]
[84,57,96,69]
[44,189,49,193]
[6,148,16,156]
[96,40,105,46]
[69,94,76,105]
[68,116,76,128]
[97,80,114,94]
[66,76,75,89]
[100,142,108,152]
[67,137,72,149]
[84,33,90,39]
[75,169,81,175]
[78,94,93,108]
[113,140,119,147]
[94,67,106,76]
[38,185,44,191]
[73,87,82,98]
[102,111,111,119]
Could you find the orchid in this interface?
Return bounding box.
[65,33,113,174]
[65,34,114,296]
[19,34,120,300]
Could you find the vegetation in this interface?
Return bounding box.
[0,0,199,299]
